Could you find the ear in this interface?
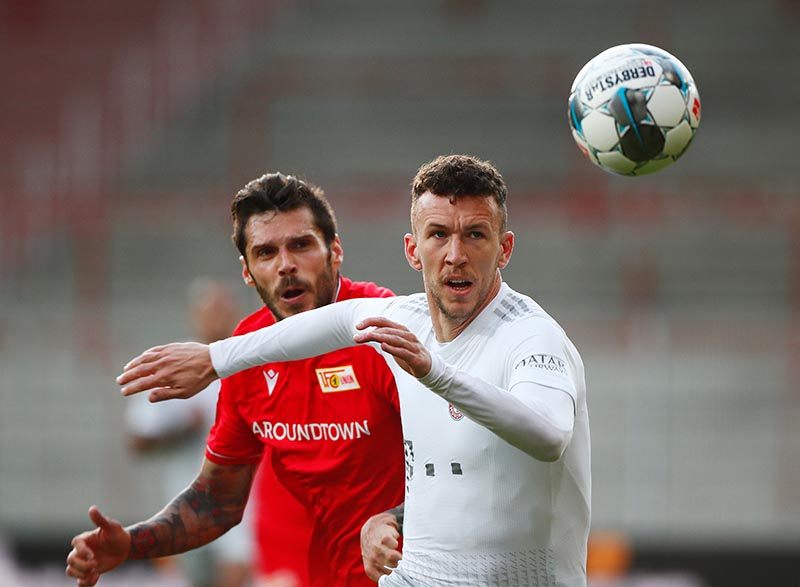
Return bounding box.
[240,256,255,287]
[404,233,422,271]
[497,231,514,269]
[330,235,344,270]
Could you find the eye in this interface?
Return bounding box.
[256,246,277,258]
[469,231,485,239]
[289,239,312,250]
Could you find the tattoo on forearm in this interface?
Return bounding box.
[127,464,255,560]
[388,503,405,536]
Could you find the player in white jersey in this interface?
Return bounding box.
[111,155,591,587]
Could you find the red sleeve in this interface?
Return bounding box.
[205,308,274,465]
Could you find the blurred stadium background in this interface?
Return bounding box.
[1,0,799,586]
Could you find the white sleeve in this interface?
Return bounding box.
[209,297,395,378]
[419,353,575,462]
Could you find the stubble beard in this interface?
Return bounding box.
[254,261,337,321]
[428,280,479,326]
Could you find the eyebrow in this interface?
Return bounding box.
[424,220,493,231]
[249,232,317,251]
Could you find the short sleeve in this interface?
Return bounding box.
[205,374,264,465]
[507,319,577,403]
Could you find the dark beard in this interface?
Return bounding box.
[253,267,337,321]
[256,281,288,321]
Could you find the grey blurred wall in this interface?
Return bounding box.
[1,0,799,563]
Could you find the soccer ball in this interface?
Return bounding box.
[568,43,701,176]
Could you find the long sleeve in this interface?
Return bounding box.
[419,352,575,461]
[209,297,395,378]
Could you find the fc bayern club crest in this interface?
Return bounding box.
[448,403,464,421]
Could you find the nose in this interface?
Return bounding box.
[444,237,467,267]
[277,248,297,276]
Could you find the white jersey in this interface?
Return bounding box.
[211,282,590,587]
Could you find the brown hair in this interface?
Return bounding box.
[411,154,508,231]
[230,173,337,256]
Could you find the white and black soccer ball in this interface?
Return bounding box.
[568,43,701,176]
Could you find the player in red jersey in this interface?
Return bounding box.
[66,173,405,587]
[215,276,402,587]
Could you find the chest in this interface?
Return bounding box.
[235,346,397,428]
[390,335,509,451]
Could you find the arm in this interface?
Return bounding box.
[421,355,574,461]
[353,317,575,462]
[209,297,391,377]
[66,458,256,586]
[360,504,404,582]
[118,298,392,400]
[127,457,256,557]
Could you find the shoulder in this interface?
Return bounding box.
[489,286,569,342]
[339,276,395,300]
[383,292,429,319]
[233,306,275,335]
[491,286,546,323]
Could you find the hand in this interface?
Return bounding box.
[66,507,131,586]
[354,317,432,378]
[360,512,402,582]
[116,342,217,402]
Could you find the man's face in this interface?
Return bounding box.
[241,207,343,320]
[405,191,513,334]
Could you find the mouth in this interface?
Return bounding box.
[280,287,307,303]
[444,278,473,292]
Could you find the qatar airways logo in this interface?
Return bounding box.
[514,354,568,375]
[252,419,371,442]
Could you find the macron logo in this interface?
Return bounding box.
[263,369,279,396]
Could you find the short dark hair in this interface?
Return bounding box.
[231,173,337,256]
[411,155,508,231]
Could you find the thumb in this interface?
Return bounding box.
[88,506,113,531]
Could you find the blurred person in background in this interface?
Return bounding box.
[114,155,591,587]
[124,278,256,587]
[586,532,706,587]
[67,173,405,587]
[586,531,633,587]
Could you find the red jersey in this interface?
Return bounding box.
[207,277,405,587]
[252,446,312,586]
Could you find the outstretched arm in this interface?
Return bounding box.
[118,297,394,400]
[353,318,575,462]
[66,458,256,585]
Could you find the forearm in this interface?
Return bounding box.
[420,354,575,461]
[127,465,253,559]
[210,298,391,378]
